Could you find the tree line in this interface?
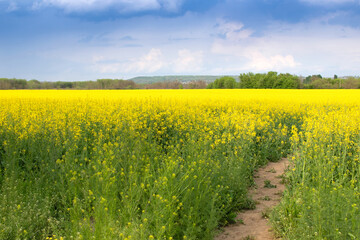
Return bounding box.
[207,72,301,89]
[0,78,209,90]
[0,78,137,90]
[207,72,360,89]
[1,73,360,90]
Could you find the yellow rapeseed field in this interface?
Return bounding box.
[0,89,359,239]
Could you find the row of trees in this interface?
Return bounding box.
[0,78,208,90]
[302,75,360,89]
[206,76,237,89]
[207,72,300,89]
[0,78,137,90]
[1,73,360,90]
[207,72,360,89]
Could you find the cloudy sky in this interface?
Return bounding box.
[1,0,360,81]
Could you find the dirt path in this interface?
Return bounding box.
[215,158,289,240]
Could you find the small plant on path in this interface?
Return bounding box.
[264,180,277,188]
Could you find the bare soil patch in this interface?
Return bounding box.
[215,158,289,240]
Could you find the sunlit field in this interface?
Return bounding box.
[0,90,359,240]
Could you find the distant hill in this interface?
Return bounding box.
[128,75,238,84]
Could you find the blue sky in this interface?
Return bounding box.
[1,0,360,81]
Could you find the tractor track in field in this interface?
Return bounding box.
[215,158,289,240]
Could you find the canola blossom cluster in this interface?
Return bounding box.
[0,90,359,240]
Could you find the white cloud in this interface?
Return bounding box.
[33,0,183,12]
[211,40,299,72]
[245,51,298,71]
[95,62,122,74]
[91,55,121,74]
[216,19,253,41]
[91,48,165,74]
[159,0,183,11]
[211,16,360,75]
[173,49,203,73]
[6,2,18,12]
[124,48,164,73]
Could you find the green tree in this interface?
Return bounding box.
[239,72,256,88]
[263,71,278,88]
[28,79,41,89]
[211,76,236,89]
[223,77,236,89]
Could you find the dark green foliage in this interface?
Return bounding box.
[238,72,257,88]
[209,76,237,89]
[264,180,277,188]
[27,80,41,89]
[224,77,237,89]
[302,74,360,89]
[0,78,27,89]
[238,72,301,89]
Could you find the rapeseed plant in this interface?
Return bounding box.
[0,89,359,239]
